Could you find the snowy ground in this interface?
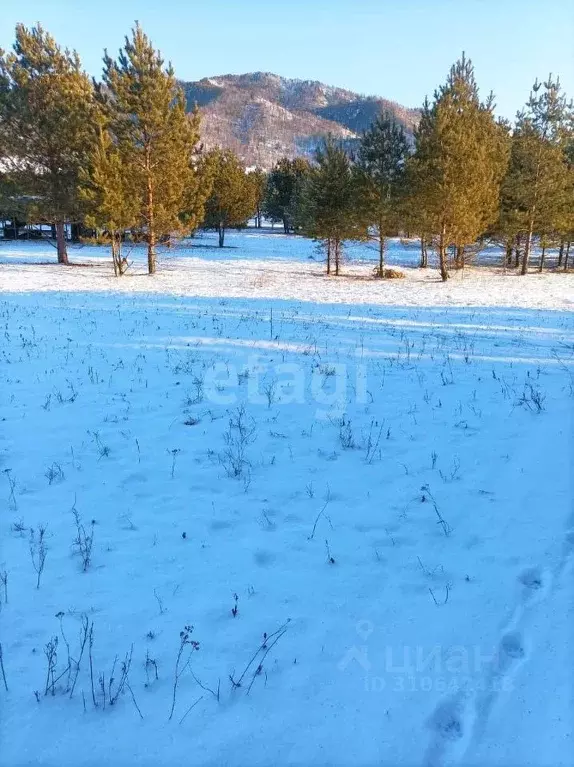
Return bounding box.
[1,232,573,766]
[1,232,572,312]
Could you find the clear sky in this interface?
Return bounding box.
[2,0,573,120]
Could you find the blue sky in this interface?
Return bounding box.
[2,0,572,119]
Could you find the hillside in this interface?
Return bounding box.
[179,72,419,168]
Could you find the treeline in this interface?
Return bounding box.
[268,56,574,280]
[1,24,572,280]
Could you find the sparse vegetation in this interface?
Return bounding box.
[29,526,48,588]
[0,19,571,759]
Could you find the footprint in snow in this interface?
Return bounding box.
[518,566,548,603]
[498,631,526,666]
[253,549,275,567]
[433,711,464,741]
[424,692,473,767]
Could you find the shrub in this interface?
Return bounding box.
[373,267,405,279]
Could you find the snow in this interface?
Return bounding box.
[1,231,573,312]
[1,231,573,766]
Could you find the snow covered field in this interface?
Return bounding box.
[1,232,572,312]
[1,232,573,766]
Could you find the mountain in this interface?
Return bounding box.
[179,72,419,169]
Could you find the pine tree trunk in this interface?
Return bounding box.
[514,234,521,268]
[438,223,448,281]
[454,245,465,269]
[147,231,156,273]
[118,237,127,276]
[521,218,534,275]
[564,241,571,271]
[538,244,546,272]
[419,236,428,268]
[558,240,564,267]
[146,174,156,275]
[326,239,331,275]
[378,220,385,277]
[283,218,289,235]
[505,241,513,268]
[218,225,225,247]
[55,221,69,265]
[334,239,341,276]
[112,233,126,277]
[522,148,542,276]
[111,235,119,277]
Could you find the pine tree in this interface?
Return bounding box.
[402,156,432,268]
[493,127,526,269]
[500,77,571,274]
[0,25,96,263]
[0,80,20,228]
[557,136,574,270]
[0,49,12,220]
[101,24,204,275]
[81,117,139,275]
[299,137,367,275]
[202,148,257,247]
[356,113,410,277]
[263,157,310,233]
[249,168,267,228]
[409,54,509,280]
